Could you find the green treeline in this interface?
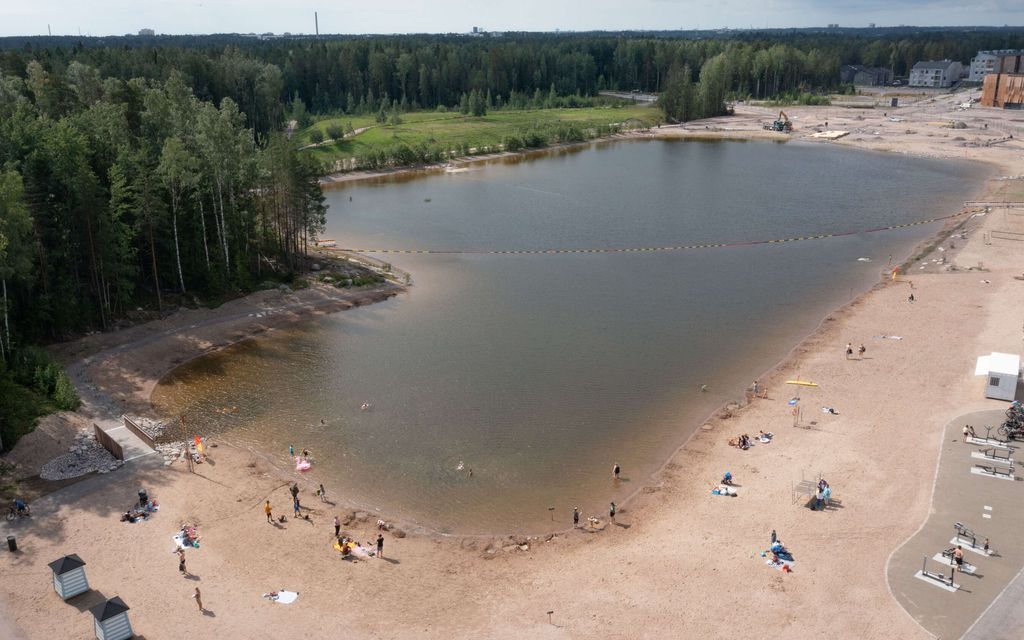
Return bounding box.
[3,30,1022,133]
[0,64,326,446]
[0,67,325,341]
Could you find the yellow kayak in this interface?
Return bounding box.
[785,380,818,387]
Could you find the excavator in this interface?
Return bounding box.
[762,110,792,133]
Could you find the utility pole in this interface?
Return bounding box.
[315,11,319,37]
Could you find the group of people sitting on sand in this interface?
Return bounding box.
[767,540,793,571]
[121,493,159,523]
[729,434,753,449]
[729,431,773,450]
[178,523,201,547]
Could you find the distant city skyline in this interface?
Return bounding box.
[2,0,1023,38]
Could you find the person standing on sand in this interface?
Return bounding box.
[573,507,580,528]
[318,483,327,502]
[290,483,299,501]
[908,293,915,303]
[609,502,617,522]
[178,549,187,575]
[334,515,341,537]
[612,464,621,480]
[858,344,866,358]
[293,497,301,518]
[845,343,853,359]
[376,533,384,559]
[289,444,294,457]
[771,529,777,545]
[264,500,273,523]
[193,587,203,612]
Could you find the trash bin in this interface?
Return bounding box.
[7,535,16,552]
[138,489,148,507]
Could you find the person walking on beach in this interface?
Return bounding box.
[771,529,777,545]
[858,344,866,358]
[289,444,294,457]
[845,343,853,359]
[178,549,187,575]
[573,507,580,528]
[612,464,621,480]
[609,502,617,522]
[293,497,301,518]
[290,483,299,501]
[264,500,273,523]
[376,533,384,559]
[318,483,327,502]
[193,587,203,612]
[334,515,341,537]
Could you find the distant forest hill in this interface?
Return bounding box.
[2,28,1023,134]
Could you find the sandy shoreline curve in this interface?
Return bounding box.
[3,91,1024,639]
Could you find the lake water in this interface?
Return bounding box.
[151,140,985,534]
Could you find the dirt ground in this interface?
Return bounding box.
[2,90,1023,639]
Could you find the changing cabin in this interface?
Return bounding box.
[48,554,89,600]
[90,596,133,640]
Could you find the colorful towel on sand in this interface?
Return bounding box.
[765,558,794,572]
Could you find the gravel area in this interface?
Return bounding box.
[39,430,122,480]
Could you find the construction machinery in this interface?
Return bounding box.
[763,111,792,133]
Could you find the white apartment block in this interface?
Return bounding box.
[909,60,964,88]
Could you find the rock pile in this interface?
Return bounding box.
[40,430,122,480]
[156,442,187,466]
[124,415,167,441]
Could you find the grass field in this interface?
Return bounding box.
[299,104,662,168]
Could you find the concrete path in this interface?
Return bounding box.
[961,565,1024,640]
[95,418,156,462]
[887,409,1024,639]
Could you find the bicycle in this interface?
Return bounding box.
[6,503,31,521]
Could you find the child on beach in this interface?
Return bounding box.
[609,502,617,522]
[318,484,327,502]
[264,500,273,523]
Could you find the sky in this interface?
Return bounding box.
[1,0,1022,37]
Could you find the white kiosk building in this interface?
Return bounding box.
[975,352,1021,401]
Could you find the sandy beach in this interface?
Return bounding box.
[2,88,1023,639]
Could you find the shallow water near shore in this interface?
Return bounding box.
[152,139,985,534]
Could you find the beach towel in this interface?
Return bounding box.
[263,590,299,604]
[765,558,795,572]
